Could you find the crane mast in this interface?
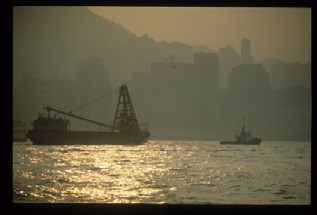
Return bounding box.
[112,85,140,132]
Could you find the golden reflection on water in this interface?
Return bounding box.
[15,142,180,203]
[13,141,311,204]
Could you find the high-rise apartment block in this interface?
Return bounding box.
[228,64,270,111]
[218,44,240,90]
[241,38,255,64]
[74,57,111,126]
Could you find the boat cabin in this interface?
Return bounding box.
[31,114,70,131]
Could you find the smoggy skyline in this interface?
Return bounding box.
[89,7,311,63]
[13,6,311,141]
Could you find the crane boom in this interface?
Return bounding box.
[45,106,121,131]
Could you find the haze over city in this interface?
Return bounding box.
[89,7,311,63]
[12,6,312,205]
[13,6,311,141]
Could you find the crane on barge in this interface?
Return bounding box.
[26,85,150,145]
[45,85,141,133]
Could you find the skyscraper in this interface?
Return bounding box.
[228,64,270,111]
[74,57,111,128]
[218,44,240,90]
[194,52,219,100]
[241,38,255,64]
[193,52,219,126]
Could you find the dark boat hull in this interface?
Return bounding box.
[13,137,27,142]
[26,130,150,145]
[220,140,261,145]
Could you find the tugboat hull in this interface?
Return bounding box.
[26,130,150,145]
[220,141,261,145]
[220,118,261,145]
[220,138,261,145]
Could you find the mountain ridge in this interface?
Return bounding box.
[13,6,213,85]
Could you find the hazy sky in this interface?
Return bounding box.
[89,7,311,63]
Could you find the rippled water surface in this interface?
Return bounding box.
[13,140,311,204]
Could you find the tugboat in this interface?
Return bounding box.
[26,85,150,145]
[220,119,261,145]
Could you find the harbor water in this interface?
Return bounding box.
[13,140,311,204]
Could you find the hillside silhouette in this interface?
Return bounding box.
[13,6,212,84]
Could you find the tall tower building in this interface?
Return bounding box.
[218,44,240,90]
[228,64,270,111]
[75,57,110,99]
[193,52,219,125]
[193,52,219,97]
[241,38,254,64]
[74,57,111,128]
